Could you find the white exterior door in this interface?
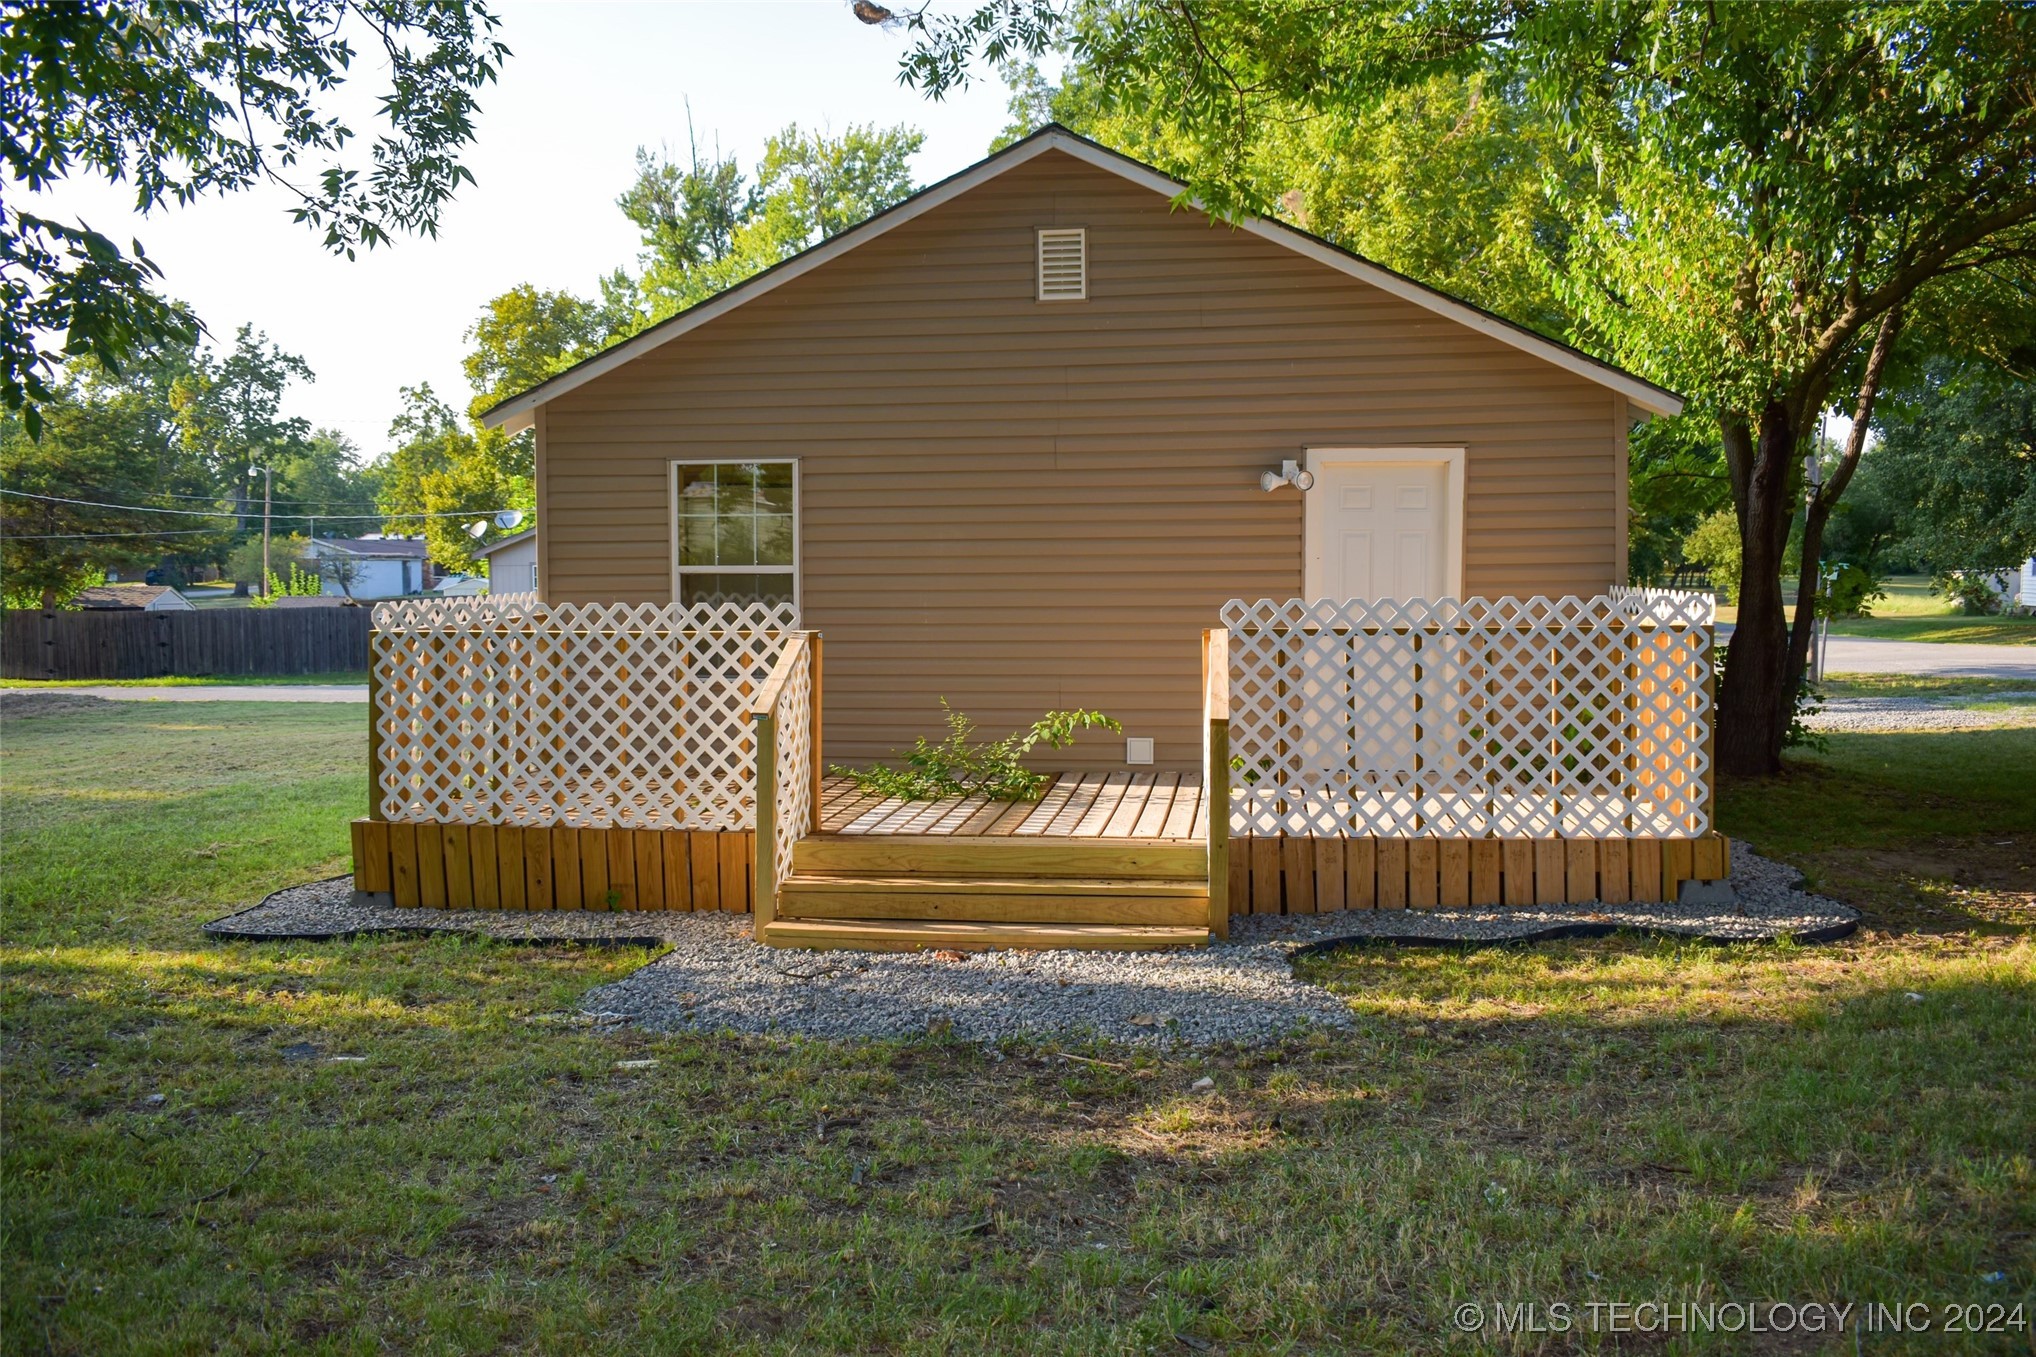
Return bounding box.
[1296,450,1465,798]
[1304,455,1458,602]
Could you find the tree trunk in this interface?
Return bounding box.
[1785,309,1903,704]
[1715,401,1803,776]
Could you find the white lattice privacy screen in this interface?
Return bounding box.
[372,596,801,829]
[1222,593,1716,839]
[766,638,816,888]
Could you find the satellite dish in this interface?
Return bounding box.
[465,519,488,539]
[494,509,525,531]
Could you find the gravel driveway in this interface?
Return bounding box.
[1808,691,2036,733]
[209,850,1857,1048]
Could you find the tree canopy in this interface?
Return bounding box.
[1871,363,2036,580]
[619,121,924,324]
[375,384,527,573]
[2,0,510,434]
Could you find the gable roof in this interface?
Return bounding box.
[480,125,1683,431]
[470,526,535,558]
[310,537,428,559]
[75,583,187,610]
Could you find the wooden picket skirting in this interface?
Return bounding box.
[349,818,753,912]
[1227,831,1731,914]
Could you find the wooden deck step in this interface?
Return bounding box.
[792,835,1205,880]
[759,918,1210,952]
[777,873,1209,925]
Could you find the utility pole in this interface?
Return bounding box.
[249,462,274,594]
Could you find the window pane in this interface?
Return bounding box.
[715,513,756,565]
[677,500,715,565]
[754,514,794,565]
[677,464,719,498]
[755,461,795,514]
[715,464,760,515]
[680,572,794,606]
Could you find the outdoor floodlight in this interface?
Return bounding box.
[1261,459,1315,493]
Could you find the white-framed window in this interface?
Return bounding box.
[1037,227,1086,301]
[668,459,799,607]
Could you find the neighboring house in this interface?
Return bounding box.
[74,584,193,612]
[478,126,1682,771]
[2019,557,2036,609]
[470,527,537,595]
[306,538,433,599]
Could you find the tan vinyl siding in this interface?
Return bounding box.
[540,150,1625,770]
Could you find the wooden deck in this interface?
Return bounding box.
[818,771,1208,840]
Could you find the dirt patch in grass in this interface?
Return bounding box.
[0,690,112,719]
[1803,834,2036,934]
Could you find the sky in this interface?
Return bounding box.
[36,1,1016,456]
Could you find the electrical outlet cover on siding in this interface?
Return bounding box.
[1038,228,1086,300]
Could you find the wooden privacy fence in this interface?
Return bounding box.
[1204,593,1728,916]
[353,596,805,911]
[1,606,370,679]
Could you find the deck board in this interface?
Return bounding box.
[1162,774,1205,839]
[819,770,1202,841]
[1131,776,1179,837]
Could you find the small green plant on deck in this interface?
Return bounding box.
[833,701,1121,801]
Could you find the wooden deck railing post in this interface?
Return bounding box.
[809,632,824,835]
[1703,619,1718,836]
[753,706,777,930]
[1203,628,1231,939]
[366,632,386,821]
[749,632,810,931]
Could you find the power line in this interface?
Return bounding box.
[0,489,522,522]
[3,528,225,540]
[61,486,386,510]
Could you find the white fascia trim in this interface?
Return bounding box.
[482,131,1683,428]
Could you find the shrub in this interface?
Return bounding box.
[1820,563,1887,618]
[226,533,311,589]
[1934,570,2005,615]
[249,562,323,607]
[833,702,1122,801]
[1680,509,1742,603]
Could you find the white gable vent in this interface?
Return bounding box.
[1037,228,1087,301]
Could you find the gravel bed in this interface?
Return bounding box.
[1807,692,2036,733]
[204,877,696,945]
[209,850,1856,1047]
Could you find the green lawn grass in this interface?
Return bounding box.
[0,673,368,689]
[1821,674,2036,700]
[4,700,2032,1352]
[1718,575,2036,642]
[1824,616,2036,645]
